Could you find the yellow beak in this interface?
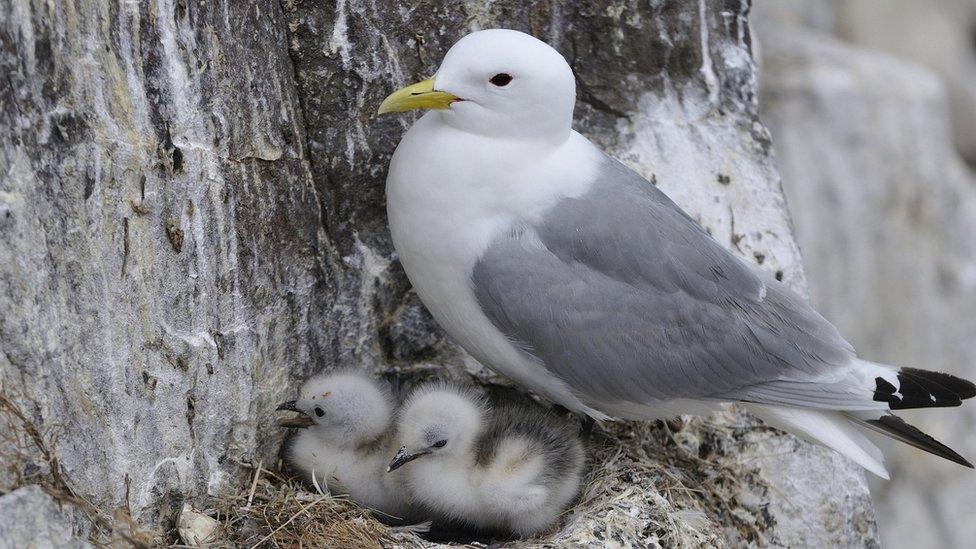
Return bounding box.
[377,78,460,115]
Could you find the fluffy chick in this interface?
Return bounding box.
[279,371,419,522]
[388,384,584,537]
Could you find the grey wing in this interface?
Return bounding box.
[471,158,856,408]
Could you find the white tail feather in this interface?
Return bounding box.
[741,403,889,479]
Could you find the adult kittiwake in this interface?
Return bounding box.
[377,28,975,478]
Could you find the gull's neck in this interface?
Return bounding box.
[436,109,573,147]
[387,112,602,226]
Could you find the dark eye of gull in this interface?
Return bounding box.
[489,73,513,87]
[431,439,447,448]
[314,407,325,417]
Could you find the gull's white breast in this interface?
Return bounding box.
[386,112,606,417]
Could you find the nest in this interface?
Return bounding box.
[204,465,420,548]
[192,414,771,548]
[2,381,778,548]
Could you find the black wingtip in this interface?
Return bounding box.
[902,368,976,400]
[873,368,976,410]
[866,414,974,469]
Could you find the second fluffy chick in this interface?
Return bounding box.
[388,384,585,538]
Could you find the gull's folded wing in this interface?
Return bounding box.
[471,157,859,410]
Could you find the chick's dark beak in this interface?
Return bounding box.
[386,445,429,472]
[276,400,315,428]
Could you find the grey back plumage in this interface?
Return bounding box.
[474,388,584,486]
[471,157,856,408]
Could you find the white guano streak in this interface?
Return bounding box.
[698,0,720,107]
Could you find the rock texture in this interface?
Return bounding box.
[1,0,877,545]
[0,0,329,529]
[756,20,976,549]
[0,485,92,548]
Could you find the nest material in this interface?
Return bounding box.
[210,466,415,549]
[206,414,772,548]
[2,382,778,548]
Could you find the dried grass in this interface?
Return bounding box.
[211,464,409,549]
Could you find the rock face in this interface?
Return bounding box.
[1,0,877,545]
[0,485,92,548]
[0,0,328,528]
[756,21,976,549]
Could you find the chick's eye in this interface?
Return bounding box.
[314,407,324,417]
[431,439,447,448]
[489,73,513,87]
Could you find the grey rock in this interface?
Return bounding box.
[0,0,329,527]
[381,292,445,362]
[0,0,877,545]
[758,23,976,548]
[0,485,92,549]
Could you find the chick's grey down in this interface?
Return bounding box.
[379,28,976,478]
[388,384,584,537]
